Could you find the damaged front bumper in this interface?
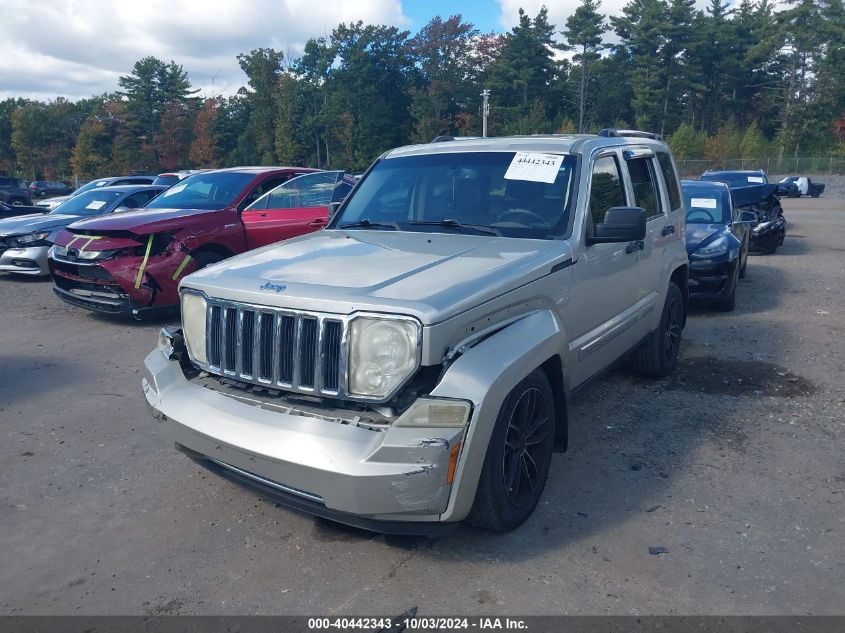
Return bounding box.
[49,248,192,316]
[142,347,468,534]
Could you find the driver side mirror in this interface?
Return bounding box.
[737,210,757,224]
[113,206,132,214]
[587,206,646,245]
[328,201,342,219]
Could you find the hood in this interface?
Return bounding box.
[0,213,81,237]
[183,229,571,324]
[67,206,228,235]
[685,224,728,253]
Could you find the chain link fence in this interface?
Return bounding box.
[676,157,845,178]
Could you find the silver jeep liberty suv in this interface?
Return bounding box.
[143,130,689,533]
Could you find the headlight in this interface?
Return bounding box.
[74,248,121,260]
[394,398,471,428]
[51,244,67,257]
[348,316,420,398]
[753,221,771,235]
[13,231,50,246]
[692,235,728,258]
[180,292,207,364]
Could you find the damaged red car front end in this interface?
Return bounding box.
[49,227,205,315]
[47,166,329,316]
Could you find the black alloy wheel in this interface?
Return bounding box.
[502,386,551,508]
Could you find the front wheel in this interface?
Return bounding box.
[631,282,684,377]
[192,249,227,270]
[469,370,556,532]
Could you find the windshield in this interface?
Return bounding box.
[67,179,112,198]
[333,151,576,238]
[49,189,124,216]
[700,172,767,187]
[146,172,254,210]
[684,189,728,224]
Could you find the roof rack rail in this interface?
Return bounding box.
[431,135,455,143]
[597,128,663,141]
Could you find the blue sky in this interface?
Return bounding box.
[404,0,502,33]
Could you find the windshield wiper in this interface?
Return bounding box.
[409,219,502,237]
[338,219,400,231]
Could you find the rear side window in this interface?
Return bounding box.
[627,157,662,220]
[657,152,682,211]
[587,155,626,233]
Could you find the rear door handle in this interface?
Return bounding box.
[626,240,644,254]
[662,224,675,236]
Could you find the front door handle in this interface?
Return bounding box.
[308,218,328,228]
[662,224,675,236]
[626,240,644,254]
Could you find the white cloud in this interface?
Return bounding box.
[0,0,409,101]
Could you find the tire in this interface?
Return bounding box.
[630,282,684,377]
[192,249,227,270]
[469,369,556,532]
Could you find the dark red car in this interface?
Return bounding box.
[49,168,355,316]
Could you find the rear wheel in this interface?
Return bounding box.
[469,370,556,532]
[631,282,684,377]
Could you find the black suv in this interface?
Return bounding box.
[0,177,32,206]
[30,180,74,197]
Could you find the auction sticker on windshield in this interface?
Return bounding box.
[504,152,564,184]
[747,176,765,183]
[85,200,107,210]
[691,198,718,209]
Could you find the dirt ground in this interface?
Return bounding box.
[1,197,843,616]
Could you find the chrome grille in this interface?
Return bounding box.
[205,300,344,395]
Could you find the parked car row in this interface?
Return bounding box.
[678,168,791,312]
[0,134,798,536]
[0,167,355,314]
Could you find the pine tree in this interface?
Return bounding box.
[563,0,608,133]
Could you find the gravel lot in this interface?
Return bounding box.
[1,197,843,616]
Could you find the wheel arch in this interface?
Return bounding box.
[190,242,234,260]
[430,309,570,522]
[670,264,689,325]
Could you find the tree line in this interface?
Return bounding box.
[1,0,843,182]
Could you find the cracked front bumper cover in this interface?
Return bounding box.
[142,350,465,532]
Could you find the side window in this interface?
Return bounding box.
[627,157,662,220]
[587,155,626,235]
[656,152,682,211]
[266,173,338,210]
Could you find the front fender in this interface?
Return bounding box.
[430,309,569,522]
